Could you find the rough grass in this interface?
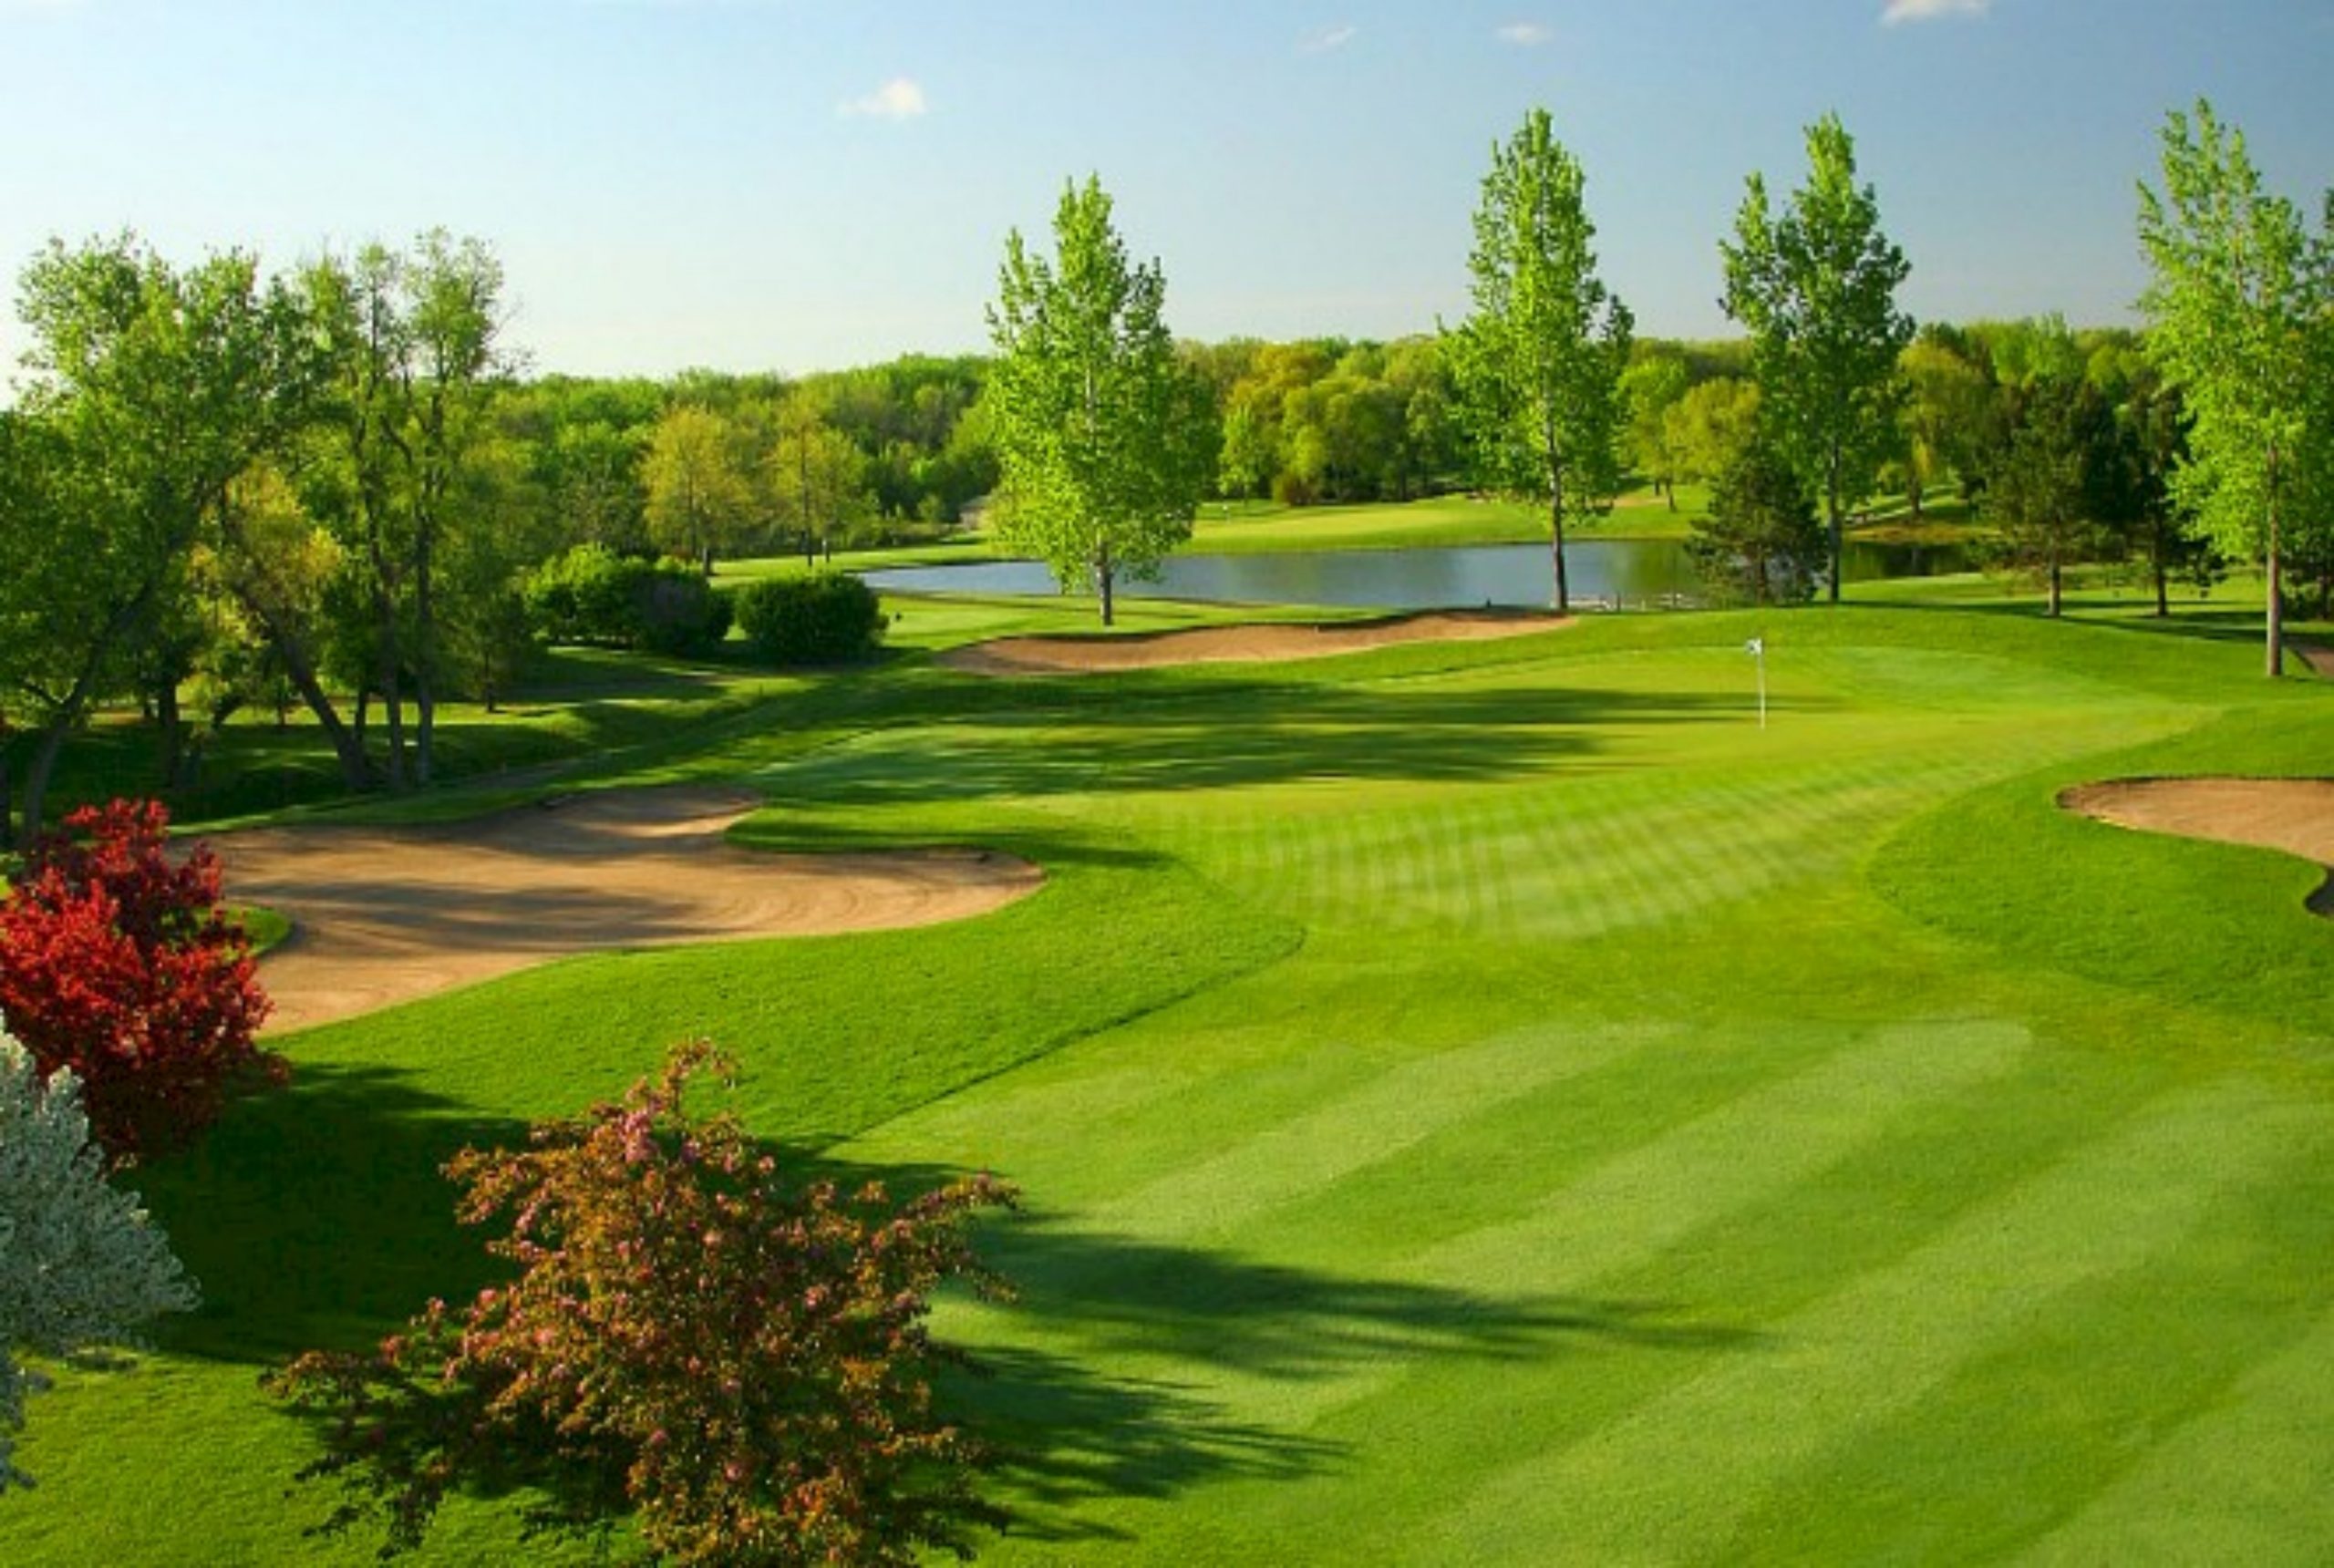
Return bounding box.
[4,592,2330,1564]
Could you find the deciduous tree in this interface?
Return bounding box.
[4,237,314,842]
[2137,98,2331,676]
[270,1042,1017,1566]
[643,404,755,574]
[1621,353,1690,508]
[1448,108,1634,612]
[986,176,1213,625]
[1986,374,2106,617]
[1722,114,1914,602]
[1662,377,1761,493]
[765,389,871,562]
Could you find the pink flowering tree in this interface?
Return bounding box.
[268,1041,1019,1565]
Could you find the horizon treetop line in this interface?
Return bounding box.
[0,1,2327,375]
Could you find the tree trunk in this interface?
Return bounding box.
[2266,525,2285,677]
[1097,540,1116,627]
[18,722,72,852]
[1549,500,1571,613]
[268,627,375,789]
[0,749,13,847]
[1825,458,1844,605]
[2047,552,2062,618]
[415,530,436,788]
[156,676,188,793]
[2153,520,2171,618]
[2266,448,2286,678]
[379,633,408,793]
[15,593,155,847]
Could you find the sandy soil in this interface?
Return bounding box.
[2059,778,2334,911]
[212,787,1042,1034]
[937,609,1571,676]
[2295,642,2334,679]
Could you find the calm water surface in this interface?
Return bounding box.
[864,538,1969,613]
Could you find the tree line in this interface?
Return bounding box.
[980,98,2333,662]
[4,96,2327,837]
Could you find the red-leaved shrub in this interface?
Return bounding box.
[0,799,277,1158]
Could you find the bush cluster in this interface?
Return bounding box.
[0,799,279,1159]
[732,574,886,666]
[523,545,733,655]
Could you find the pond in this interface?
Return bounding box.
[862,537,1974,613]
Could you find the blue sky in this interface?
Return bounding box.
[1,0,2329,378]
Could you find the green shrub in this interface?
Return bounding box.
[734,574,886,665]
[524,546,730,655]
[635,567,732,655]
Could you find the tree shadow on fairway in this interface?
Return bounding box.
[765,680,1759,807]
[1854,593,2271,651]
[908,1201,1766,1544]
[989,1217,1764,1377]
[135,1062,531,1364]
[954,1347,1347,1546]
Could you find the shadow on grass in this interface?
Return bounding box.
[947,1216,1763,1543]
[751,678,1772,807]
[142,1077,1762,1548]
[138,1063,529,1364]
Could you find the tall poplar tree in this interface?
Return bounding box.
[1448,108,1633,614]
[1722,114,1913,603]
[986,176,1211,625]
[2137,99,2330,676]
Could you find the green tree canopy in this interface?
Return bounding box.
[2137,98,2332,676]
[986,175,1213,624]
[642,403,756,573]
[1721,113,1913,602]
[1448,108,1633,613]
[765,388,872,562]
[1687,433,1826,606]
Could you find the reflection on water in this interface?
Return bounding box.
[865,538,1970,612]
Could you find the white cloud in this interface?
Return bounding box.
[840,77,927,119]
[1880,0,1990,24]
[1298,25,1357,55]
[1496,22,1554,47]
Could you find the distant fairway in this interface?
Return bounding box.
[4,599,2330,1564]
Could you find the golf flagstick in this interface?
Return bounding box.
[1746,635,1766,728]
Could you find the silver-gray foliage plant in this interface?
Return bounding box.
[0,1027,197,1492]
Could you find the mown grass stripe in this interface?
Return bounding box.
[1076,1023,1659,1242]
[1412,1078,2320,1566]
[2011,1308,2334,1566]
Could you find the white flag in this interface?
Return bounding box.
[1745,637,1764,655]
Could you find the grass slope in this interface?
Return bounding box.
[5,597,2330,1564]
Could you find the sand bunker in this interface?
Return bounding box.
[212,787,1042,1034]
[2060,777,2334,914]
[937,609,1570,676]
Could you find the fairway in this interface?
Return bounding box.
[4,601,2331,1563]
